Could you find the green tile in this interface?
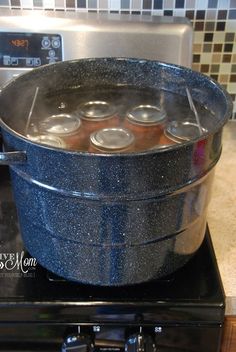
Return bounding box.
[205,21,215,31]
[143,0,152,9]
[225,32,235,42]
[231,64,236,73]
[66,0,75,7]
[203,43,212,52]
[211,64,220,72]
[11,0,21,6]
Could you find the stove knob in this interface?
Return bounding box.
[125,333,156,352]
[62,334,94,352]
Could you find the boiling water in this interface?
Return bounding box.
[24,85,213,153]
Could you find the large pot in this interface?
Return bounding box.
[0,58,232,286]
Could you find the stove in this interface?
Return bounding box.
[0,10,224,352]
[0,174,225,351]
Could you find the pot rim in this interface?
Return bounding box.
[0,57,233,157]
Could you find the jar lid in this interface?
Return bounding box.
[126,105,166,125]
[39,113,81,135]
[78,101,117,121]
[28,134,66,148]
[90,127,134,151]
[165,121,207,142]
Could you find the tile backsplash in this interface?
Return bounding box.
[0,0,236,119]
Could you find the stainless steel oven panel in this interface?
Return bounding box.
[0,9,193,87]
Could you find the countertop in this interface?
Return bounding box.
[208,121,236,316]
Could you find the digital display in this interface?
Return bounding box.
[10,39,29,49]
[0,32,62,68]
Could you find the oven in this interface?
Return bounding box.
[0,9,224,352]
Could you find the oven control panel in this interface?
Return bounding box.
[0,10,193,89]
[0,32,62,68]
[62,326,158,352]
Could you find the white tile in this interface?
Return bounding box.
[206,9,217,19]
[109,0,120,9]
[193,32,204,43]
[195,0,207,9]
[152,10,164,15]
[233,100,236,112]
[55,0,65,8]
[213,32,226,42]
[99,0,108,8]
[43,0,55,7]
[186,0,196,8]
[173,9,186,16]
[219,63,232,73]
[226,83,236,93]
[200,53,213,64]
[226,20,236,32]
[218,0,230,8]
[21,0,33,7]
[163,0,174,8]
[131,0,141,9]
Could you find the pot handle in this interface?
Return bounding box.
[0,151,27,165]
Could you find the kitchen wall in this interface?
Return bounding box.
[0,0,235,119]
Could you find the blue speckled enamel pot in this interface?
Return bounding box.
[0,58,232,286]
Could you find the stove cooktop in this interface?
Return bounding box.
[0,172,225,352]
[0,172,224,313]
